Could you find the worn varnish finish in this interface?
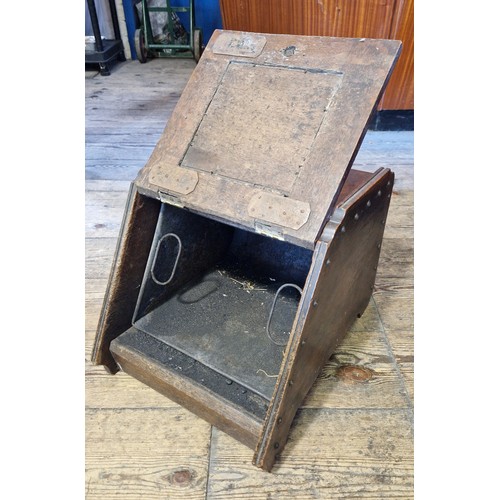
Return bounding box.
[86,46,413,492]
[92,184,159,373]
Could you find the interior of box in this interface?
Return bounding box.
[106,168,377,421]
[128,202,313,400]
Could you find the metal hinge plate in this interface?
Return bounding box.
[254,221,285,241]
[158,190,184,208]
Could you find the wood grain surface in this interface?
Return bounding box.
[138,30,401,249]
[379,0,414,110]
[86,408,212,499]
[209,410,413,498]
[91,185,160,373]
[219,0,398,39]
[86,58,413,497]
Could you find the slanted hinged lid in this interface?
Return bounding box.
[136,30,401,249]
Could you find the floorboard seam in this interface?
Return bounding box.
[297,407,409,414]
[84,406,411,412]
[372,295,414,428]
[205,426,215,500]
[85,406,187,412]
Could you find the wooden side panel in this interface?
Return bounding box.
[91,184,160,373]
[379,0,414,110]
[336,168,374,206]
[254,168,395,471]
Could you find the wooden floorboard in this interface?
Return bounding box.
[207,410,413,499]
[86,407,212,499]
[86,58,414,498]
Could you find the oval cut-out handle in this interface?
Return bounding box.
[266,283,303,346]
[150,233,182,286]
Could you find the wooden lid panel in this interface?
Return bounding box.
[138,30,401,248]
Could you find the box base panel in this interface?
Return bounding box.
[134,261,302,400]
[111,327,266,449]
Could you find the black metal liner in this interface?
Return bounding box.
[131,203,313,400]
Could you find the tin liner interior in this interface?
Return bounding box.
[129,202,313,400]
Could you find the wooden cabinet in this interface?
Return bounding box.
[219,0,414,110]
[379,0,413,110]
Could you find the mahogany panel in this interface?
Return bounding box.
[379,0,414,109]
[220,0,414,110]
[220,0,396,39]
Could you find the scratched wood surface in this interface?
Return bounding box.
[137,31,401,249]
[86,58,413,498]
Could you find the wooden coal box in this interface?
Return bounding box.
[92,30,401,471]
